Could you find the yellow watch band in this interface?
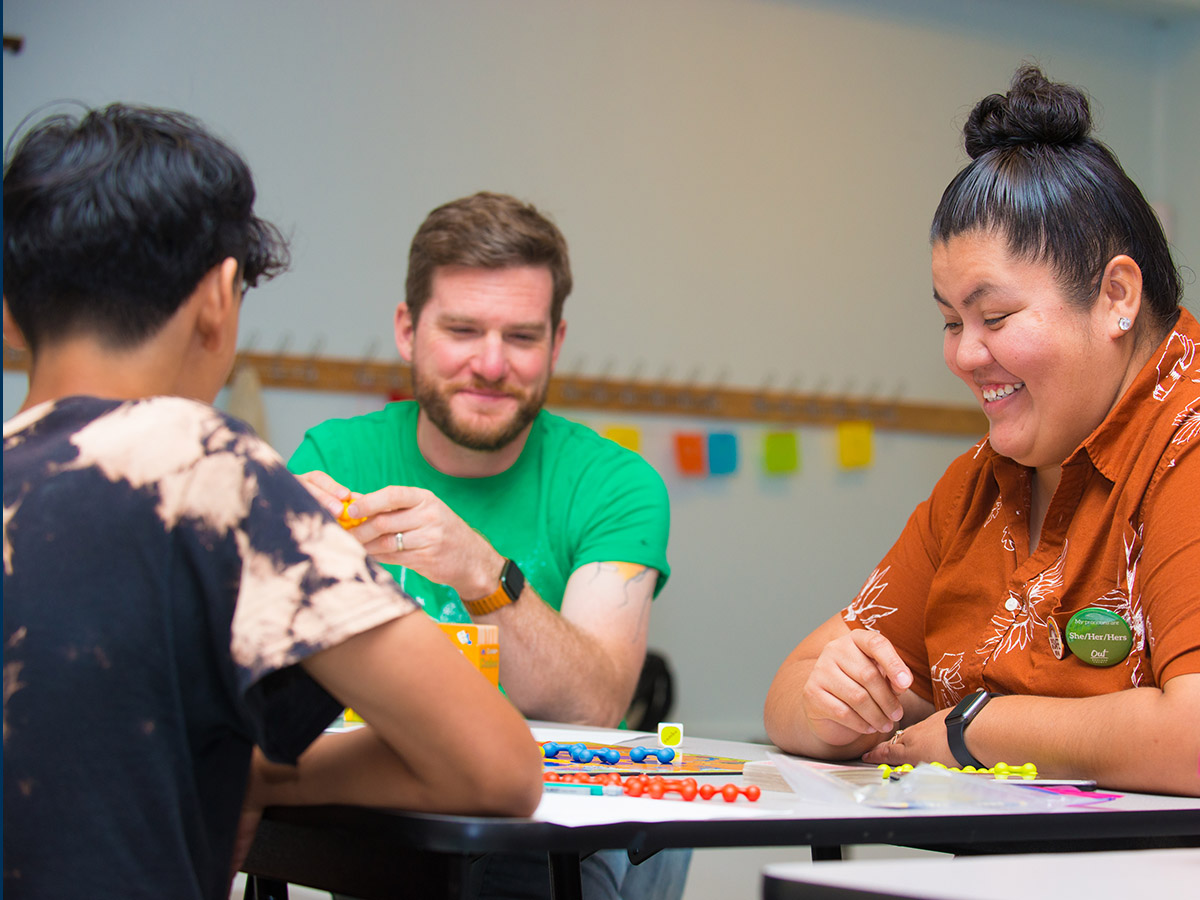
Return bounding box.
[463,558,524,617]
[463,584,512,616]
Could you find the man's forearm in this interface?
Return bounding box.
[481,590,642,726]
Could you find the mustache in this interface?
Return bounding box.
[452,378,525,400]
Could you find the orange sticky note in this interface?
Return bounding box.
[602,426,641,453]
[674,433,707,476]
[837,421,874,470]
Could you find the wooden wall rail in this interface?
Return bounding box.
[3,345,989,436]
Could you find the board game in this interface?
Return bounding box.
[542,741,747,775]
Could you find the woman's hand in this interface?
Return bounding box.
[861,706,955,767]
[801,627,914,746]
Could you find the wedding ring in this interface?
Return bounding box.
[394,532,404,552]
[889,728,905,745]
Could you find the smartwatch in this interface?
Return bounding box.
[463,558,525,616]
[945,689,992,768]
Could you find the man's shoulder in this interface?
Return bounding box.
[303,400,417,442]
[6,395,269,464]
[531,411,668,511]
[536,411,657,471]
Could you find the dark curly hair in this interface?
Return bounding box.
[931,65,1181,340]
[4,103,290,352]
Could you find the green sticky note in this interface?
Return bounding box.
[763,431,799,475]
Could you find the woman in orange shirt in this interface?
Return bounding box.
[765,65,1200,797]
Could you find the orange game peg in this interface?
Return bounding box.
[338,497,367,528]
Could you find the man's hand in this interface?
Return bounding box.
[342,484,502,600]
[293,470,354,520]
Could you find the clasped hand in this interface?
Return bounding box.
[296,471,502,600]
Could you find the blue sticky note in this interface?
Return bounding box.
[707,432,738,476]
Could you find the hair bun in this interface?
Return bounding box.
[963,64,1092,159]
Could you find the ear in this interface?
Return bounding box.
[194,257,242,351]
[1098,254,1143,340]
[2,298,28,351]
[549,318,567,372]
[394,302,416,364]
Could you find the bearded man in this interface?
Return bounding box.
[290,193,688,899]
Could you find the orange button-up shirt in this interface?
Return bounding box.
[844,309,1200,710]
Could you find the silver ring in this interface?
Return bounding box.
[889,728,905,745]
[394,532,404,552]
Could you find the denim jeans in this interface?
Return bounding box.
[475,847,691,900]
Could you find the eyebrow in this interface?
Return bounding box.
[933,283,995,310]
[437,313,549,334]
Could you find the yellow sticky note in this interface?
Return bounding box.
[603,426,641,453]
[837,421,874,470]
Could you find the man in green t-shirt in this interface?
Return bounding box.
[289,192,685,900]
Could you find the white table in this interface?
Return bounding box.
[762,846,1200,899]
[243,726,1200,900]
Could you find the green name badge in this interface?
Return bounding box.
[1065,607,1133,667]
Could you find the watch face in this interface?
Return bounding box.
[501,559,525,601]
[952,690,989,721]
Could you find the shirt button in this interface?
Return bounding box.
[1004,598,1020,611]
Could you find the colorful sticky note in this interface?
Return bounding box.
[707,432,738,475]
[602,426,641,453]
[837,421,874,470]
[762,431,799,475]
[673,433,706,476]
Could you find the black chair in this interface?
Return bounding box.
[624,649,674,732]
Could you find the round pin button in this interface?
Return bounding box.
[1047,617,1064,660]
[1064,607,1132,667]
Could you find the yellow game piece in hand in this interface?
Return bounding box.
[338,497,367,528]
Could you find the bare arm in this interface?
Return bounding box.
[476,561,655,726]
[764,613,931,759]
[251,611,543,815]
[293,475,656,726]
[863,672,1200,796]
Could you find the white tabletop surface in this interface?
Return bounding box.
[763,847,1200,899]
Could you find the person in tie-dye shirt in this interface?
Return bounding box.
[3,104,540,900]
[766,66,1199,797]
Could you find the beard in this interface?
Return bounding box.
[413,365,549,452]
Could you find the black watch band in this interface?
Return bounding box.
[945,689,991,768]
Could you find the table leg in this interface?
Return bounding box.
[244,875,290,900]
[811,845,843,862]
[547,851,583,900]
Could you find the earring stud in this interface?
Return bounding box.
[1118,317,1132,332]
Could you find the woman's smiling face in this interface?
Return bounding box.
[933,230,1131,471]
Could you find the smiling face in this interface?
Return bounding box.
[396,264,565,456]
[933,231,1136,471]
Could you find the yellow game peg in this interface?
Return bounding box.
[877,761,1038,780]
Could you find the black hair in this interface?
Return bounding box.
[3,103,290,352]
[931,65,1181,339]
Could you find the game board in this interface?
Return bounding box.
[542,742,747,775]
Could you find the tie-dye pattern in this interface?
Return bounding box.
[3,395,415,899]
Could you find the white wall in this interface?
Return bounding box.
[4,0,1197,739]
